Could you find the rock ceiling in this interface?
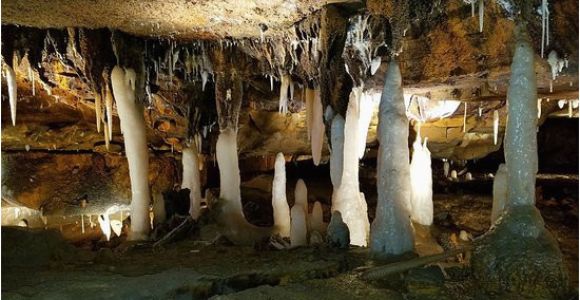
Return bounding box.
[0,0,578,161]
[1,0,329,39]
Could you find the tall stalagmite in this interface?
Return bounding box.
[472,26,569,298]
[370,60,414,257]
[111,66,150,240]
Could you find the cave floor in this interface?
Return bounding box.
[1,190,577,299]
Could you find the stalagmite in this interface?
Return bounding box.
[491,163,507,224]
[537,99,542,118]
[443,160,450,177]
[310,201,325,233]
[305,88,315,141]
[568,100,573,118]
[111,66,150,240]
[330,114,345,188]
[332,86,369,247]
[493,109,499,145]
[104,84,114,140]
[5,63,17,126]
[290,205,308,247]
[81,214,85,234]
[409,132,433,226]
[279,74,290,114]
[272,152,291,237]
[472,28,569,296]
[311,89,325,165]
[294,179,308,217]
[95,93,102,133]
[181,143,202,219]
[370,60,414,257]
[450,170,458,180]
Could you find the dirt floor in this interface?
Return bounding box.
[2,186,578,299]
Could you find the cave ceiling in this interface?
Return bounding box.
[0,0,578,161]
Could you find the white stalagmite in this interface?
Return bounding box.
[370,61,414,257]
[409,131,433,226]
[95,93,102,133]
[111,66,150,240]
[332,86,370,247]
[357,92,377,159]
[290,204,307,247]
[272,152,291,237]
[537,99,542,119]
[305,88,315,141]
[504,30,538,208]
[310,201,325,233]
[568,100,573,118]
[493,109,499,145]
[104,84,114,140]
[443,160,450,177]
[181,143,202,219]
[5,63,17,126]
[279,74,290,114]
[311,89,325,165]
[294,179,308,217]
[491,163,508,224]
[330,114,345,188]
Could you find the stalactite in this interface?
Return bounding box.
[491,163,507,224]
[279,73,290,114]
[182,142,202,219]
[478,0,484,32]
[463,102,468,132]
[305,88,315,141]
[330,114,345,189]
[104,83,114,141]
[332,86,369,247]
[493,109,499,145]
[370,61,414,257]
[95,93,102,133]
[409,129,433,226]
[537,99,542,119]
[98,214,111,241]
[111,220,123,237]
[357,92,377,159]
[443,159,450,178]
[311,88,325,166]
[290,205,307,247]
[272,152,290,237]
[111,66,150,240]
[294,179,308,217]
[4,63,17,126]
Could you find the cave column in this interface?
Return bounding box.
[111,66,150,241]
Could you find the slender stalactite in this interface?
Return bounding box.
[370,60,414,257]
[111,66,150,240]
